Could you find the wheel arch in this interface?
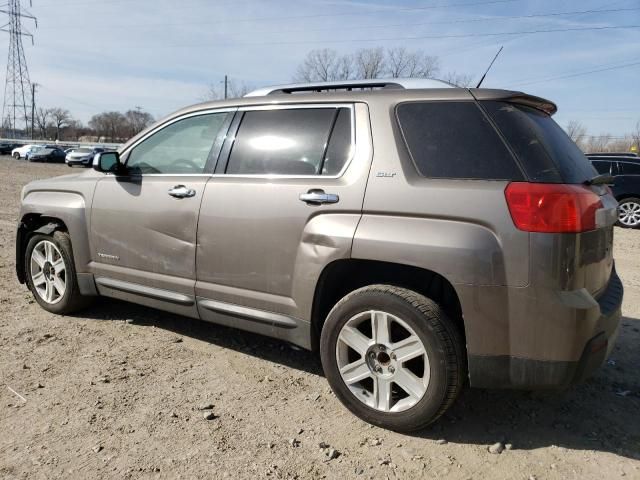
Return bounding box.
[16,214,68,284]
[310,258,465,353]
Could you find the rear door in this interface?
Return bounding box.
[195,103,371,332]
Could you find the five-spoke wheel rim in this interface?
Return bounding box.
[619,201,640,227]
[30,240,66,304]
[336,310,430,413]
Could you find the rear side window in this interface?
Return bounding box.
[482,101,597,184]
[396,101,523,180]
[592,160,612,175]
[226,107,352,176]
[619,162,640,175]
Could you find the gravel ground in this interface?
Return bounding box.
[1,157,639,479]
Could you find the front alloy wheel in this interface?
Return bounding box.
[30,239,67,304]
[618,198,640,228]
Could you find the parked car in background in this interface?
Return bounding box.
[588,154,640,228]
[65,147,105,167]
[12,144,42,159]
[27,147,67,163]
[0,142,21,154]
[15,79,622,432]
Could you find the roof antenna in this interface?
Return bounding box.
[476,46,503,88]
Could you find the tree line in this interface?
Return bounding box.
[566,120,640,153]
[27,107,155,143]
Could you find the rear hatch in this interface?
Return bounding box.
[477,95,617,296]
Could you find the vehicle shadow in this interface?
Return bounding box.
[74,300,640,460]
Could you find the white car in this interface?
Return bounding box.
[12,144,42,159]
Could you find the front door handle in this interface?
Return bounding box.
[168,185,196,198]
[299,189,339,205]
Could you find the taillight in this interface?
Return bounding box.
[505,182,603,233]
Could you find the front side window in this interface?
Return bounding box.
[226,107,352,176]
[396,101,523,180]
[126,112,230,174]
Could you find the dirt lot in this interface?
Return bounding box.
[0,157,639,480]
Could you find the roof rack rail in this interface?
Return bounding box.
[244,78,455,97]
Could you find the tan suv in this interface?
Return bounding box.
[15,79,623,431]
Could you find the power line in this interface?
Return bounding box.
[36,5,640,32]
[109,24,640,50]
[509,59,640,87]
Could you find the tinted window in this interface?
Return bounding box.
[127,112,229,174]
[323,108,352,175]
[592,161,612,175]
[396,101,523,180]
[482,102,596,183]
[619,162,640,175]
[226,108,351,176]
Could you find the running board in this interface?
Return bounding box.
[94,277,195,306]
[198,299,298,329]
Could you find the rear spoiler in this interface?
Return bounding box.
[469,89,558,116]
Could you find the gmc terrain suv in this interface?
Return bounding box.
[16,79,623,432]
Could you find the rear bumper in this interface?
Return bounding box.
[466,269,623,389]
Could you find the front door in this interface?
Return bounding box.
[195,104,372,336]
[90,109,234,316]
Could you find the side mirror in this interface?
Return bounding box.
[93,151,122,173]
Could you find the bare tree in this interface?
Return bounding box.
[632,120,640,152]
[34,107,51,139]
[293,48,353,82]
[386,47,440,78]
[202,78,253,101]
[565,120,587,149]
[125,107,154,138]
[89,111,128,142]
[441,71,474,87]
[49,108,72,140]
[586,134,611,153]
[354,47,386,79]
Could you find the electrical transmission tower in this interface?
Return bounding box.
[0,0,36,138]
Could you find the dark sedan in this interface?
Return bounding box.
[589,154,640,228]
[27,147,67,163]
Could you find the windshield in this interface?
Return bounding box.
[481,101,597,183]
[75,148,93,154]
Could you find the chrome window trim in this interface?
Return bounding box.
[118,107,238,171]
[114,103,357,179]
[225,103,356,179]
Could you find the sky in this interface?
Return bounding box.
[4,0,639,137]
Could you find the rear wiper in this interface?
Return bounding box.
[585,174,615,186]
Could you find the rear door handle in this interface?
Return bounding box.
[299,189,339,205]
[168,185,196,198]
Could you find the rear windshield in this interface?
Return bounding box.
[481,101,596,184]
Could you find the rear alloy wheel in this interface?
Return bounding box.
[321,285,465,432]
[617,198,640,228]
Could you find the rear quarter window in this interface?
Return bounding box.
[396,101,523,180]
[481,101,597,184]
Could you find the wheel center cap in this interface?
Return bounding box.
[43,261,55,281]
[366,344,397,376]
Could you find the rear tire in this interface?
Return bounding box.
[24,231,92,314]
[320,285,466,432]
[13,152,19,159]
[617,197,640,228]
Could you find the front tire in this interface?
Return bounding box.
[617,197,640,228]
[320,285,465,432]
[25,231,91,314]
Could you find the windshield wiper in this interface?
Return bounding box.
[584,173,615,186]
